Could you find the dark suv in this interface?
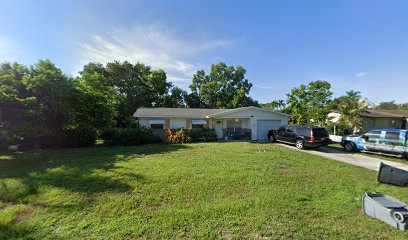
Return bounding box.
[267,125,331,149]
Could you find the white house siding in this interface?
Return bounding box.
[137,108,289,141]
[170,118,186,129]
[138,118,150,128]
[211,108,289,140]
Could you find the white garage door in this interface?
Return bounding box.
[257,120,281,140]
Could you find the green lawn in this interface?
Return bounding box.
[1,143,407,239]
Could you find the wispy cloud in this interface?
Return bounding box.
[355,71,367,79]
[78,24,233,82]
[253,84,278,90]
[0,36,22,62]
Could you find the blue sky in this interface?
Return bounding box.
[1,0,407,104]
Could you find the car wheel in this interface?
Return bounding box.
[393,212,406,223]
[295,139,304,150]
[344,142,356,152]
[269,135,276,142]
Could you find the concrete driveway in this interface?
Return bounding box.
[276,143,408,171]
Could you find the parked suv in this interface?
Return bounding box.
[340,129,408,158]
[267,125,330,149]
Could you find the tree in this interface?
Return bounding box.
[0,62,37,145]
[401,103,408,111]
[277,100,286,110]
[161,87,188,108]
[260,100,285,111]
[69,72,117,131]
[333,91,369,134]
[377,101,399,110]
[187,62,258,108]
[286,80,333,125]
[0,60,117,147]
[24,60,72,135]
[81,61,173,126]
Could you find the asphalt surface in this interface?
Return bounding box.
[276,143,408,172]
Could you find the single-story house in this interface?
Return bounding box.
[359,109,408,130]
[133,106,291,141]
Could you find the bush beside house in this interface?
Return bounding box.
[101,127,160,146]
[188,128,217,142]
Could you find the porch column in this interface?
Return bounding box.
[250,117,257,140]
[186,119,191,130]
[205,119,209,128]
[165,118,171,129]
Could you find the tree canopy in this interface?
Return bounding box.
[187,62,258,108]
[0,60,261,148]
[285,80,333,125]
[81,61,182,126]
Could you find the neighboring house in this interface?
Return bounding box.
[133,106,291,141]
[359,109,408,130]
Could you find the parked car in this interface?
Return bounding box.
[340,129,408,158]
[267,125,331,149]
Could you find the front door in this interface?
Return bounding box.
[214,120,223,139]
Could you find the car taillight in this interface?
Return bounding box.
[310,133,315,143]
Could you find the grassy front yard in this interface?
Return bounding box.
[1,143,407,239]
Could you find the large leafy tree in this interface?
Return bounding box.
[0,60,119,147]
[69,72,117,130]
[0,62,37,143]
[286,80,333,125]
[161,87,188,108]
[24,60,72,134]
[81,61,173,126]
[188,62,258,108]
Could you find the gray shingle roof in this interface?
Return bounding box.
[133,107,231,118]
[359,109,408,118]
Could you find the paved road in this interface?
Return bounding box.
[276,143,408,171]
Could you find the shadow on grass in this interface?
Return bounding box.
[0,223,32,240]
[0,143,190,201]
[0,143,191,238]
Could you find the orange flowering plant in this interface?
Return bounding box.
[163,128,191,144]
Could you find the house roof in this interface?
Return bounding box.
[359,109,408,118]
[133,106,291,118]
[133,107,230,118]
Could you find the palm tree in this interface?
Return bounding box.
[277,99,286,110]
[337,91,368,134]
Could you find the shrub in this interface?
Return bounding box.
[64,127,97,148]
[163,128,191,144]
[101,126,160,146]
[35,127,97,148]
[188,128,217,142]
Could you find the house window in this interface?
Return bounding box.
[150,124,164,129]
[191,120,207,129]
[227,119,242,133]
[148,119,165,129]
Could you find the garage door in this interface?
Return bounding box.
[257,120,281,140]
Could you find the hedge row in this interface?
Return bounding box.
[101,127,160,146]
